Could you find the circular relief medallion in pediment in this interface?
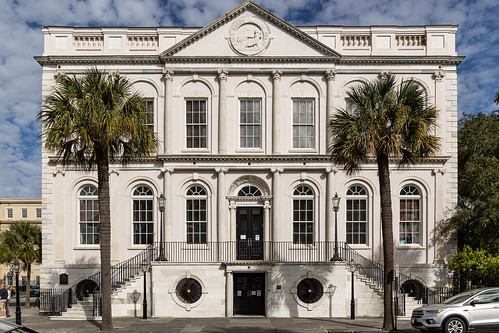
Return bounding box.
[229,16,270,56]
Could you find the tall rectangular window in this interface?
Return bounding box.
[346,186,368,245]
[36,208,42,219]
[186,100,207,148]
[293,99,314,148]
[400,185,421,245]
[186,186,207,244]
[292,186,314,244]
[240,99,261,148]
[145,99,154,132]
[21,208,28,219]
[132,186,154,245]
[79,185,100,245]
[7,208,13,219]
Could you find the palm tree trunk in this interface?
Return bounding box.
[97,149,113,331]
[25,263,31,308]
[377,153,395,331]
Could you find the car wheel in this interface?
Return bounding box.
[443,317,466,333]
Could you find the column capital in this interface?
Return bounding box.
[160,167,175,174]
[215,167,229,174]
[162,69,174,81]
[54,69,66,80]
[263,200,271,210]
[218,69,229,81]
[432,168,446,175]
[271,167,284,174]
[272,70,283,81]
[229,200,237,210]
[325,167,339,174]
[326,69,337,81]
[433,71,445,82]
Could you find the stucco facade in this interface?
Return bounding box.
[36,2,462,318]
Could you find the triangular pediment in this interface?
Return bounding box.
[160,1,340,61]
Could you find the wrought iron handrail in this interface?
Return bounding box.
[40,240,454,315]
[40,244,157,315]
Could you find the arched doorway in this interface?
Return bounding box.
[75,279,98,300]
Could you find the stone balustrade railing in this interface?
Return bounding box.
[341,35,371,48]
[73,35,103,49]
[396,35,425,47]
[127,35,158,48]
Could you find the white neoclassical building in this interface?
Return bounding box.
[36,1,463,318]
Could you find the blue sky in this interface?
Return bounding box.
[0,0,497,199]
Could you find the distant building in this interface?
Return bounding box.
[0,199,42,287]
[36,2,462,318]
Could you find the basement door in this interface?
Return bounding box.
[236,207,263,260]
[233,273,265,315]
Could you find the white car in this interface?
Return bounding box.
[411,287,499,333]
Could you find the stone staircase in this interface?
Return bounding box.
[50,296,99,321]
[399,295,422,319]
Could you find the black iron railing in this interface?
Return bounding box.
[40,244,157,315]
[39,240,456,316]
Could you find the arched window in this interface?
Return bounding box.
[79,185,99,245]
[186,185,207,244]
[399,185,421,245]
[293,185,314,244]
[238,185,262,197]
[346,185,368,245]
[132,185,154,245]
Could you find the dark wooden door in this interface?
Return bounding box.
[233,273,265,315]
[236,207,263,260]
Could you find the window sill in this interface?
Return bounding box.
[288,148,317,154]
[397,244,424,249]
[181,149,211,154]
[128,245,150,251]
[235,148,265,154]
[73,246,100,250]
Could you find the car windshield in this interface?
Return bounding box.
[443,289,483,304]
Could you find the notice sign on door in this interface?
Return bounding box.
[257,290,261,296]
[237,290,242,296]
[255,234,260,241]
[240,234,246,240]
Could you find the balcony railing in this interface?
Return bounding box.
[155,241,351,263]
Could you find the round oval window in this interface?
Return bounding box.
[297,278,323,304]
[176,278,202,304]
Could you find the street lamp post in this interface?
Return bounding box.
[140,261,149,319]
[156,194,166,261]
[331,193,341,261]
[348,259,357,320]
[9,258,24,325]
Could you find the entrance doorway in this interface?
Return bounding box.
[236,207,263,260]
[233,273,265,315]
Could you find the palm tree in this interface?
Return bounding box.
[0,222,41,308]
[328,73,440,330]
[38,68,157,331]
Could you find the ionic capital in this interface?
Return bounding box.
[272,70,283,81]
[433,71,445,82]
[326,69,337,81]
[215,167,229,174]
[270,167,284,174]
[162,69,174,81]
[218,69,229,81]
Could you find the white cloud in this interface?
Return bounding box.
[0,0,497,198]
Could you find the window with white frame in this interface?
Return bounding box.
[36,208,42,219]
[79,185,100,245]
[21,208,28,219]
[293,99,315,148]
[7,208,13,219]
[399,185,421,245]
[186,100,207,148]
[145,99,154,132]
[346,185,368,245]
[240,99,262,148]
[132,185,154,245]
[186,185,207,244]
[293,185,314,244]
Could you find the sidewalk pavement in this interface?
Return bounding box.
[3,304,420,333]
